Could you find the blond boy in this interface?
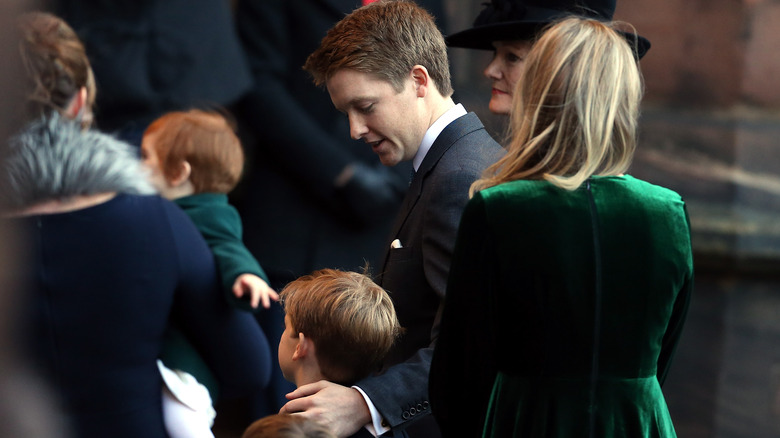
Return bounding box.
[278,269,401,389]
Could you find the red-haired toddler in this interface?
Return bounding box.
[142,109,277,437]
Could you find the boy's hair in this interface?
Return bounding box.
[280,269,402,385]
[17,11,96,123]
[471,17,642,194]
[242,414,335,438]
[143,109,244,194]
[303,0,453,96]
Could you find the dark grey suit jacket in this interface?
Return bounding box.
[358,112,504,436]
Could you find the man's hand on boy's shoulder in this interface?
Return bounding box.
[280,380,371,437]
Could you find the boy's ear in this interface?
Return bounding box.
[293,332,310,360]
[169,161,192,187]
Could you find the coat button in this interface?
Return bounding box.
[402,411,411,420]
[409,407,417,416]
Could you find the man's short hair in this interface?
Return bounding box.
[303,0,453,96]
[280,269,402,385]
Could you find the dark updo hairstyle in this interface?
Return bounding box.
[17,11,96,125]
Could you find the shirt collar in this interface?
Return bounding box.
[412,103,467,171]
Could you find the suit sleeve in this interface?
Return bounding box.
[429,193,500,438]
[422,156,491,348]
[657,203,694,385]
[356,347,434,431]
[421,160,486,300]
[164,202,272,400]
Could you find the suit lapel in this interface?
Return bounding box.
[378,113,485,273]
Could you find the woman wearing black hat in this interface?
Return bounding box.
[446,0,650,115]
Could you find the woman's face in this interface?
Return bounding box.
[483,40,533,115]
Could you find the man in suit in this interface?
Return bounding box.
[233,0,449,288]
[232,0,446,416]
[281,2,504,437]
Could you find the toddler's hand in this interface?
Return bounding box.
[233,274,279,309]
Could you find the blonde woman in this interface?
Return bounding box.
[430,17,693,438]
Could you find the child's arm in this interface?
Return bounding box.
[175,194,272,312]
[233,273,279,309]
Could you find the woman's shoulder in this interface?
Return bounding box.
[104,194,198,230]
[112,194,211,258]
[472,175,687,204]
[475,179,557,203]
[106,193,172,211]
[616,175,684,201]
[606,176,688,219]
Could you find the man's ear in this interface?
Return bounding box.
[169,161,192,187]
[65,86,88,119]
[411,65,430,98]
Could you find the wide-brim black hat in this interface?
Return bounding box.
[446,0,650,60]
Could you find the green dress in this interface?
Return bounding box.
[429,175,693,438]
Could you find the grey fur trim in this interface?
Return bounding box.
[2,113,156,208]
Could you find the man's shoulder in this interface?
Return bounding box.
[445,113,501,148]
[442,116,504,164]
[441,111,483,135]
[417,111,503,182]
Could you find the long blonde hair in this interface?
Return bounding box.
[471,17,643,194]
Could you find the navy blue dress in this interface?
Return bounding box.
[17,194,271,438]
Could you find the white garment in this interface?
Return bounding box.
[158,360,217,438]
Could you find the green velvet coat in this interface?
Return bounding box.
[429,175,693,438]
